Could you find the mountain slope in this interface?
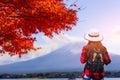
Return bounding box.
[0,42,85,74]
[104,54,120,71]
[0,42,119,74]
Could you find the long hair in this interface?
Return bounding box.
[86,41,105,57]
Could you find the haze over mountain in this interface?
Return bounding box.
[0,42,119,74]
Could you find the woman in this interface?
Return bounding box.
[80,30,111,80]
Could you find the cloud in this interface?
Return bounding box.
[39,33,83,55]
[113,28,120,35]
[105,27,120,54]
[0,34,83,65]
[110,27,120,44]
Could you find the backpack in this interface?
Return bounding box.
[86,48,104,72]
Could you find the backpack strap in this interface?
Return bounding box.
[93,48,104,63]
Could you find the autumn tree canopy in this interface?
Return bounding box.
[0,0,78,57]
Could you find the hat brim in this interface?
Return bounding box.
[84,33,103,41]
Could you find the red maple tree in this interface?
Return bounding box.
[0,0,78,57]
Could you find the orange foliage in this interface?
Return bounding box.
[0,0,78,57]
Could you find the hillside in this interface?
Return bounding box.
[0,42,119,74]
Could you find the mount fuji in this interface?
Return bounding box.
[0,42,119,74]
[0,42,85,74]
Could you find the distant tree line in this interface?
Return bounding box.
[0,72,81,79]
[0,71,120,79]
[105,71,120,77]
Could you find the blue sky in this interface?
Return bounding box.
[63,0,120,53]
[0,0,120,65]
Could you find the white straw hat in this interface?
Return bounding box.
[84,29,103,41]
